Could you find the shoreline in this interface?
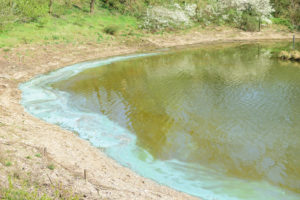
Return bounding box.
[0,28,299,199]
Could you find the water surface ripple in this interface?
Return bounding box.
[21,43,300,200]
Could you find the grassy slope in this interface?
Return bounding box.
[0,6,139,48]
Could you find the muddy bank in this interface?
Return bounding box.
[0,28,299,199]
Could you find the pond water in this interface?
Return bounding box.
[21,42,300,200]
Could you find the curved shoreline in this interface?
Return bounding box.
[0,29,299,199]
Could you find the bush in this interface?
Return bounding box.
[100,0,146,17]
[0,0,17,31]
[272,17,291,26]
[195,1,226,26]
[213,0,273,30]
[271,0,300,31]
[103,25,119,35]
[271,17,293,29]
[192,0,274,30]
[0,0,48,30]
[141,3,196,31]
[290,3,300,30]
[218,0,274,18]
[15,0,48,22]
[278,50,300,61]
[240,14,259,31]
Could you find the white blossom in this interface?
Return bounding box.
[141,3,197,30]
[141,0,274,30]
[218,0,274,18]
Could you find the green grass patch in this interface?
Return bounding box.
[271,17,293,30]
[1,186,51,200]
[5,161,12,167]
[0,7,138,47]
[35,153,41,158]
[0,178,80,200]
[47,164,55,170]
[103,25,120,35]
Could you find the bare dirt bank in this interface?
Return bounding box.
[0,28,299,199]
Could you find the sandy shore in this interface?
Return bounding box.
[0,28,299,199]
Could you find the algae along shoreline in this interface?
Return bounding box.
[0,30,300,200]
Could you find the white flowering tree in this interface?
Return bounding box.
[141,3,197,30]
[140,0,274,31]
[218,0,274,19]
[194,0,274,31]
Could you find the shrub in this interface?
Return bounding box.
[290,50,300,61]
[195,1,224,26]
[0,0,48,30]
[192,0,274,30]
[15,0,48,22]
[141,3,197,31]
[0,0,17,31]
[218,0,274,18]
[199,0,273,29]
[278,50,300,61]
[240,13,259,31]
[271,17,293,29]
[289,2,300,30]
[103,25,119,35]
[100,0,146,17]
[271,0,300,30]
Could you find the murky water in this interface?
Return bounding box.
[21,42,300,200]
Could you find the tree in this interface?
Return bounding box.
[49,0,53,14]
[90,0,95,13]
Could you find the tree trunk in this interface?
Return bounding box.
[49,0,53,14]
[90,0,95,13]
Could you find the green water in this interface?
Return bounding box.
[50,43,300,199]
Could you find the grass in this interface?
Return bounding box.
[0,178,80,200]
[35,153,41,158]
[103,25,120,35]
[271,17,294,30]
[0,186,52,200]
[0,7,139,48]
[47,164,55,170]
[5,161,12,167]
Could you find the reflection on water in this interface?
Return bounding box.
[49,43,300,199]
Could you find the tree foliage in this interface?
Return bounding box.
[271,0,300,29]
[0,0,298,32]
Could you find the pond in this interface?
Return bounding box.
[20,42,300,200]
